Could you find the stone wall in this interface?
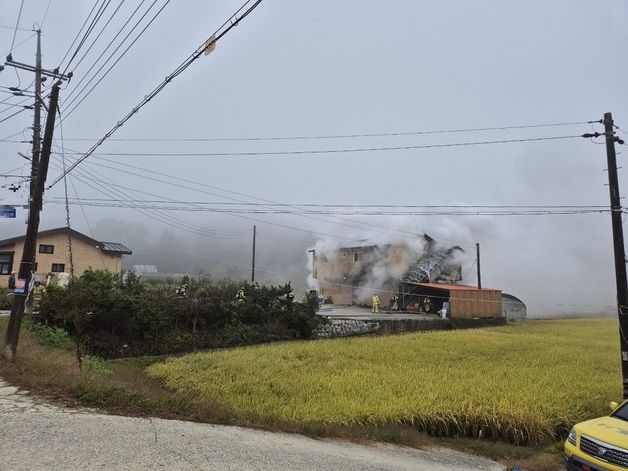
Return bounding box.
[315,319,382,338]
[315,316,506,339]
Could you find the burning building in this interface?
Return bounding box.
[311,234,502,318]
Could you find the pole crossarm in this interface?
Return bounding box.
[4,60,72,81]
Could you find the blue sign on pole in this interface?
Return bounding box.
[0,207,16,218]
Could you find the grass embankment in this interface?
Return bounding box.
[1,318,619,471]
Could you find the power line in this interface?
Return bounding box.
[68,0,128,73]
[0,120,600,144]
[48,151,253,238]
[50,198,609,210]
[61,0,172,120]
[57,151,462,244]
[51,148,480,247]
[48,201,608,216]
[59,0,150,105]
[0,106,30,124]
[53,120,598,143]
[48,0,265,188]
[57,0,102,70]
[49,153,368,242]
[62,0,113,73]
[39,0,53,29]
[8,0,26,53]
[48,157,251,239]
[58,135,586,159]
[1,31,35,58]
[0,24,30,32]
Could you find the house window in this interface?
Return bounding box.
[353,251,363,262]
[39,244,54,254]
[51,263,65,273]
[319,254,328,263]
[0,252,13,275]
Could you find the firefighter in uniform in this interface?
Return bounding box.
[372,294,380,313]
[391,294,399,312]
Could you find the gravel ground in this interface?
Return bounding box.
[0,378,505,471]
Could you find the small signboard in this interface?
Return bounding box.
[0,206,16,218]
[14,278,27,295]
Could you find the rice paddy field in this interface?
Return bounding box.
[147,318,621,446]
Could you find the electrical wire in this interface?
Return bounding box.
[0,119,598,144]
[48,0,265,188]
[39,0,53,29]
[8,0,25,53]
[61,135,587,159]
[48,153,252,238]
[59,0,150,105]
[0,106,30,124]
[56,103,79,275]
[57,0,102,70]
[50,148,488,247]
[62,0,113,73]
[49,198,609,210]
[1,31,36,58]
[54,150,458,243]
[49,159,251,240]
[49,153,367,242]
[48,201,608,216]
[68,0,127,73]
[54,120,599,143]
[61,0,169,118]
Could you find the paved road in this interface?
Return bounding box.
[0,379,504,471]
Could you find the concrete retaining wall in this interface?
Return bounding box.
[315,316,506,339]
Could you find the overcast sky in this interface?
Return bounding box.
[0,0,627,315]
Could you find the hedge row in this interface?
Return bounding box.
[34,269,321,358]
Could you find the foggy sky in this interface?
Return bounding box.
[0,1,627,316]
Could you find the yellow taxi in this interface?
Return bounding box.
[564,400,628,470]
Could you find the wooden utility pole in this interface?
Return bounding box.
[251,225,256,283]
[476,243,482,289]
[603,112,628,399]
[3,84,60,360]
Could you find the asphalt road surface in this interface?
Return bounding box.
[0,379,504,471]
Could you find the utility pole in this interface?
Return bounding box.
[251,225,256,283]
[3,84,60,360]
[32,30,42,193]
[476,243,482,289]
[5,29,70,271]
[308,249,316,278]
[603,112,628,399]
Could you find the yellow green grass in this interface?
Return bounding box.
[147,318,621,446]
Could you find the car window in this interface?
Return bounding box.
[613,402,628,421]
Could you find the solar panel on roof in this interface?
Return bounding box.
[99,242,132,254]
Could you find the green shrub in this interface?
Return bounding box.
[82,355,114,378]
[34,269,320,358]
[0,287,13,310]
[25,318,72,348]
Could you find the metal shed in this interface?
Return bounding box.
[400,282,503,318]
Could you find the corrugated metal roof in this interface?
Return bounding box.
[99,242,132,255]
[403,282,498,291]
